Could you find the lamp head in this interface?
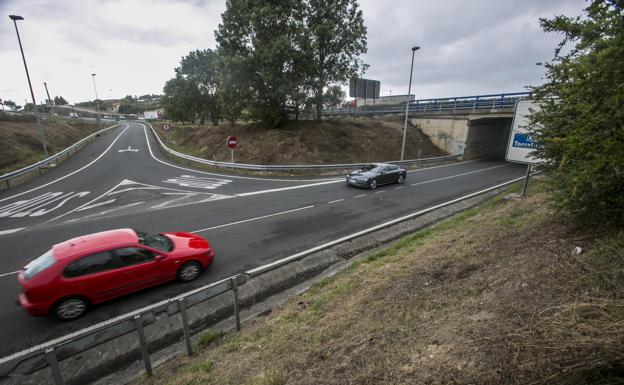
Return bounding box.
[412,46,420,52]
[9,15,24,21]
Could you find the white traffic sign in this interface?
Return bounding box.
[506,99,544,164]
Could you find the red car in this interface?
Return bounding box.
[18,229,214,321]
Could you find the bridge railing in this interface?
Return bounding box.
[325,91,532,116]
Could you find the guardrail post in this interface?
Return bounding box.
[231,276,241,331]
[178,299,194,356]
[134,315,152,376]
[5,179,9,189]
[44,347,65,385]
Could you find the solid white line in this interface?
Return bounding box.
[0,124,128,204]
[405,158,484,174]
[246,176,527,276]
[76,199,117,212]
[0,271,19,278]
[236,180,342,197]
[192,205,315,233]
[411,163,510,186]
[353,194,366,198]
[328,199,344,204]
[0,228,25,236]
[142,124,337,183]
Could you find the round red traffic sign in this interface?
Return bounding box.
[226,135,237,149]
[162,124,170,131]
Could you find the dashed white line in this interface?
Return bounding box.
[192,205,315,233]
[328,199,344,204]
[353,194,366,198]
[374,190,386,194]
[0,228,25,236]
[0,271,19,278]
[394,186,404,190]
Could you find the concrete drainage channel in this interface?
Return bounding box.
[0,178,524,385]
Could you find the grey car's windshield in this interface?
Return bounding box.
[135,230,174,252]
[360,164,382,172]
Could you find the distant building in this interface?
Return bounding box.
[142,109,164,120]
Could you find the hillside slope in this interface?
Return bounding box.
[0,114,101,174]
[153,116,447,165]
[135,181,624,385]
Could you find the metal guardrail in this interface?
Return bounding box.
[0,122,120,189]
[146,122,462,172]
[325,91,532,116]
[0,175,527,384]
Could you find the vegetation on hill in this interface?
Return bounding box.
[134,180,624,385]
[162,0,366,127]
[532,0,624,227]
[0,113,101,174]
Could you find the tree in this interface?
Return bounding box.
[531,0,624,227]
[176,49,221,125]
[2,99,18,111]
[323,85,346,109]
[305,0,367,120]
[54,96,68,105]
[161,76,200,123]
[216,0,307,127]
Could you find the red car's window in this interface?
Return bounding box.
[63,252,117,278]
[114,247,155,267]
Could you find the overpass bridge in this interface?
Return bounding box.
[325,92,533,160]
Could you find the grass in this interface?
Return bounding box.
[134,179,624,385]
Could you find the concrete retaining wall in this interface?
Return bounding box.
[411,115,513,160]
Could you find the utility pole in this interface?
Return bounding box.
[43,82,54,116]
[9,14,48,157]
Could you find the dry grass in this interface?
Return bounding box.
[152,116,446,166]
[0,117,100,173]
[135,181,624,385]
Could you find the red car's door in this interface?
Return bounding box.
[111,247,173,294]
[61,251,128,303]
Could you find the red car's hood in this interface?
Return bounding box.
[163,232,210,254]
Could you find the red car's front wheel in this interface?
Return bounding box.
[177,261,202,282]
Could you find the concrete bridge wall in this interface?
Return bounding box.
[411,114,512,160]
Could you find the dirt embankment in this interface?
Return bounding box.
[0,115,101,174]
[134,181,624,385]
[153,116,446,165]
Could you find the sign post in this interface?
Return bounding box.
[226,135,237,164]
[506,99,543,196]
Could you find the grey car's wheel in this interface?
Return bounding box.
[177,261,202,282]
[369,179,378,189]
[397,174,405,184]
[54,297,88,321]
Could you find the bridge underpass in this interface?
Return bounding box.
[411,112,513,160]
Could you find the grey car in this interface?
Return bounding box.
[346,163,407,189]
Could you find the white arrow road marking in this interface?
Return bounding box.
[163,175,231,190]
[0,191,90,218]
[118,146,139,153]
[0,228,25,236]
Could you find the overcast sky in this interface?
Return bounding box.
[0,0,586,106]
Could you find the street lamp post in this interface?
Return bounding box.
[9,14,49,157]
[91,73,102,129]
[43,81,54,116]
[400,46,420,161]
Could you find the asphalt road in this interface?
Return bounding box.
[0,121,527,356]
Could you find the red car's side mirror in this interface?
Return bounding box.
[155,254,166,261]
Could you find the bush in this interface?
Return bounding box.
[531,0,624,227]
